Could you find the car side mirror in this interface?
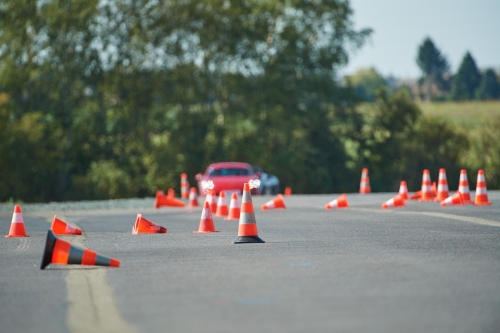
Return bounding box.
[255,171,262,178]
[195,173,203,180]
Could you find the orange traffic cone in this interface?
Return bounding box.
[181,173,189,199]
[5,205,29,238]
[398,181,409,200]
[132,214,167,234]
[225,193,240,220]
[261,194,286,210]
[474,170,492,205]
[167,188,175,199]
[206,190,217,213]
[154,190,186,208]
[441,192,464,207]
[194,201,218,233]
[359,168,371,194]
[284,187,292,196]
[434,168,449,201]
[233,183,264,243]
[458,169,474,204]
[382,194,406,209]
[188,187,199,208]
[409,190,421,200]
[41,230,120,269]
[325,193,349,209]
[51,216,82,235]
[215,191,229,217]
[419,169,435,201]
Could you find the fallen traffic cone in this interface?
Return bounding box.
[132,214,167,234]
[225,193,240,220]
[261,194,286,210]
[167,188,175,199]
[51,216,82,235]
[5,205,29,238]
[154,190,186,208]
[188,187,199,208]
[284,187,292,196]
[181,173,189,199]
[325,193,349,209]
[474,170,492,205]
[398,181,409,200]
[41,230,120,269]
[194,201,218,233]
[233,183,264,243]
[441,192,464,207]
[382,194,406,209]
[434,168,450,201]
[458,169,474,204]
[215,191,229,217]
[409,190,421,200]
[359,168,371,194]
[419,169,435,201]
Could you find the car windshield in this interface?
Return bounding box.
[209,168,252,176]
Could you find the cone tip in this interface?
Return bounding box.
[75,229,83,235]
[243,183,250,191]
[325,204,331,209]
[478,169,484,175]
[14,205,21,213]
[181,173,187,178]
[110,258,120,267]
[262,205,268,210]
[231,192,238,199]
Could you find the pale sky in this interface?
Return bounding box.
[343,0,500,78]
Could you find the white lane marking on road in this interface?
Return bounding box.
[14,238,30,252]
[46,215,137,333]
[352,208,500,227]
[420,212,500,227]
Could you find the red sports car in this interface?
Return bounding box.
[196,162,261,195]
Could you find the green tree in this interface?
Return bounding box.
[416,37,450,101]
[476,69,500,100]
[345,67,388,101]
[452,52,482,100]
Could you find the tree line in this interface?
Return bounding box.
[0,1,489,203]
[346,37,500,102]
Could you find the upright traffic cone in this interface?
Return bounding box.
[434,168,449,201]
[325,193,349,209]
[458,169,474,204]
[474,170,492,205]
[207,190,217,213]
[132,214,167,234]
[181,173,189,199]
[51,216,82,235]
[233,183,264,243]
[441,192,464,207]
[188,187,199,208]
[284,187,292,196]
[359,168,371,193]
[168,188,175,199]
[261,194,286,210]
[41,230,120,269]
[398,181,409,200]
[225,193,240,220]
[5,205,29,238]
[215,191,229,217]
[382,194,406,209]
[154,190,186,208]
[419,169,435,201]
[194,202,218,233]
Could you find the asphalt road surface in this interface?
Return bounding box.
[1,192,499,333]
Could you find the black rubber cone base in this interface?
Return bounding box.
[233,236,265,244]
[41,230,57,269]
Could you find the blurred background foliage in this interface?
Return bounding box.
[0,0,494,202]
